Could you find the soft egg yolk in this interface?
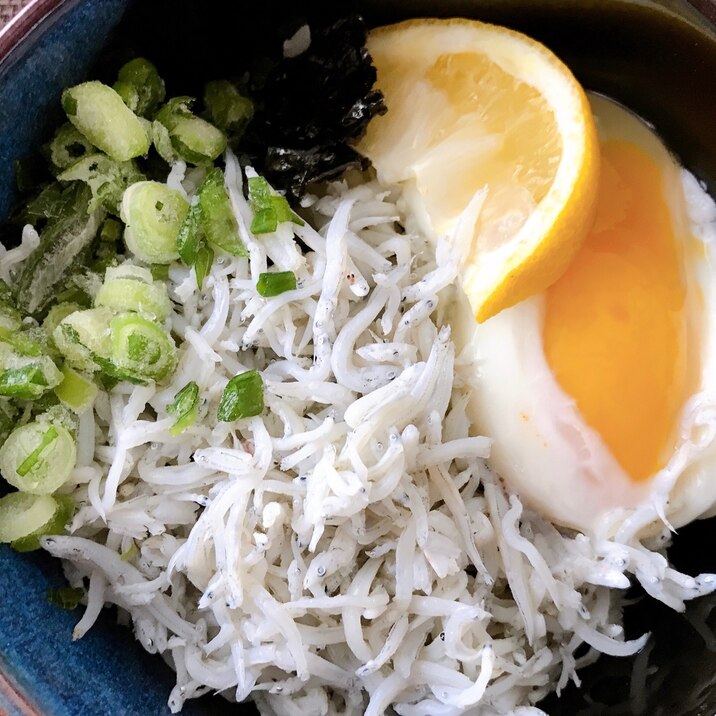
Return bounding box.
[542,139,691,481]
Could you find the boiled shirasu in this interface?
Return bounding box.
[42,152,716,715]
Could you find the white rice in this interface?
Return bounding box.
[36,152,716,715]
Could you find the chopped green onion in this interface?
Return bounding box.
[0,365,47,398]
[53,285,92,309]
[120,540,137,561]
[100,218,122,243]
[0,341,63,399]
[109,313,177,383]
[47,585,84,610]
[56,309,154,386]
[198,168,247,256]
[195,244,214,290]
[12,494,74,552]
[251,208,278,234]
[49,123,95,170]
[0,305,21,333]
[112,80,139,112]
[0,492,58,543]
[155,97,227,165]
[61,81,150,162]
[151,120,176,164]
[116,58,166,117]
[43,302,81,338]
[150,264,170,281]
[121,181,188,264]
[54,365,97,413]
[14,184,103,317]
[14,155,46,194]
[58,153,144,214]
[0,328,46,358]
[95,271,171,320]
[48,586,83,609]
[167,381,200,435]
[0,399,17,443]
[0,279,12,305]
[257,271,297,297]
[176,198,202,266]
[217,370,264,422]
[203,80,254,141]
[105,263,153,283]
[21,182,72,225]
[54,307,114,373]
[0,421,76,494]
[248,176,272,209]
[273,195,304,226]
[248,175,303,234]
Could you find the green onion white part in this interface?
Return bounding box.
[62,81,150,162]
[0,421,76,494]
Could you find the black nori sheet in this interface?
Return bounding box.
[242,15,387,199]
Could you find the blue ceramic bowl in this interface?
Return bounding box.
[2,1,716,715]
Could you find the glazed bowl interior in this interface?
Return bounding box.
[1,0,716,714]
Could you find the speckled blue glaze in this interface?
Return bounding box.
[0,2,239,714]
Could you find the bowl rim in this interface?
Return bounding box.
[1,0,715,62]
[0,0,66,60]
[0,1,714,716]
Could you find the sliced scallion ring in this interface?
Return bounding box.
[11,494,74,552]
[0,422,76,495]
[121,181,188,264]
[110,313,177,383]
[0,493,59,544]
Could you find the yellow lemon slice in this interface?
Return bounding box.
[357,19,600,322]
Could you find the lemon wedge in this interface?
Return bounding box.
[357,19,599,322]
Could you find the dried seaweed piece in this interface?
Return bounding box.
[244,15,386,198]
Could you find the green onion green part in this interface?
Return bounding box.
[256,271,297,297]
[49,123,95,170]
[250,208,277,235]
[176,198,202,266]
[112,80,140,112]
[116,58,166,117]
[54,307,114,374]
[167,381,200,435]
[203,80,254,142]
[248,175,303,234]
[13,184,103,317]
[217,370,264,422]
[47,585,84,610]
[0,340,63,399]
[195,244,214,290]
[155,97,226,165]
[58,153,144,214]
[100,217,122,243]
[197,169,247,256]
[54,365,97,413]
[150,264,170,281]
